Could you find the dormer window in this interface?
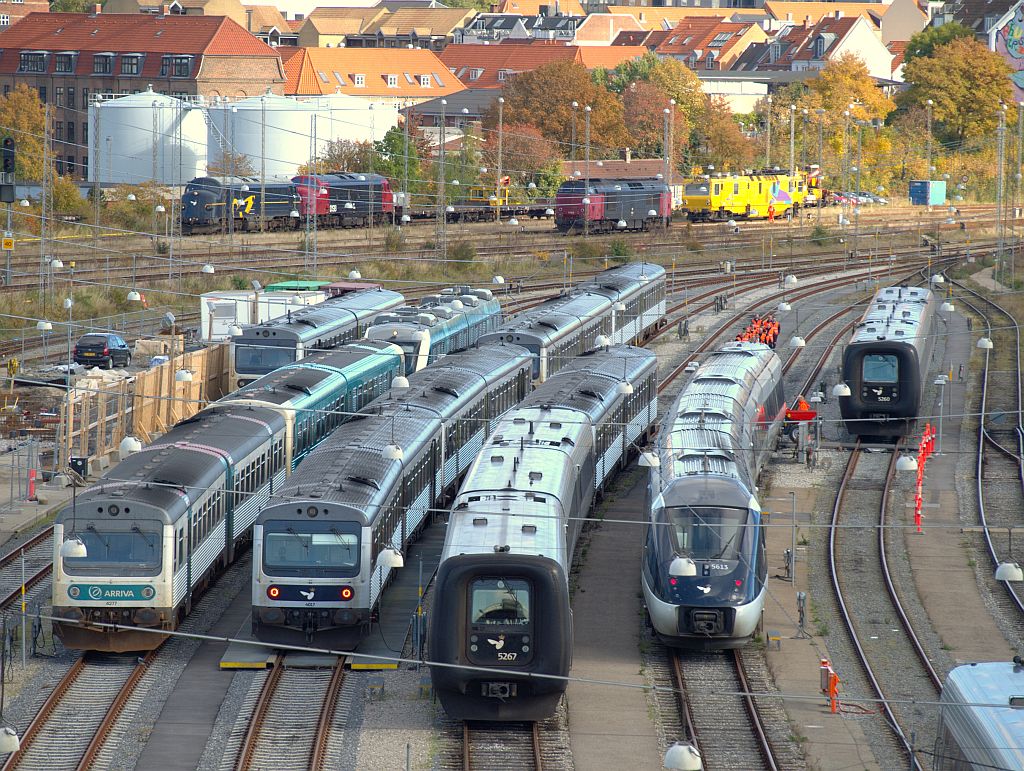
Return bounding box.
[19,52,47,73]
[387,74,398,87]
[419,74,430,87]
[354,74,365,87]
[120,54,142,76]
[160,55,192,78]
[769,41,781,63]
[93,53,113,74]
[705,51,716,70]
[813,36,825,58]
[54,53,76,73]
[469,67,482,80]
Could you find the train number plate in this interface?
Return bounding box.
[862,385,898,402]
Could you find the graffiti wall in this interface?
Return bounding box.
[993,3,1024,101]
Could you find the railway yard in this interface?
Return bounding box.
[0,203,1021,771]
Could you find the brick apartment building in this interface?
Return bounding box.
[0,12,285,176]
[0,0,47,33]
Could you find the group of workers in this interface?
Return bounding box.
[735,313,781,349]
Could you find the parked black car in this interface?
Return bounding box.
[73,333,131,369]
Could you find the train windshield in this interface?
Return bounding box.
[862,354,898,383]
[234,341,296,376]
[262,520,360,577]
[63,521,162,576]
[666,506,749,562]
[684,183,710,196]
[469,578,531,627]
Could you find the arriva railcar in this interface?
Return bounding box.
[51,343,404,652]
[429,346,659,721]
[642,342,786,650]
[366,287,502,375]
[250,345,532,647]
[230,288,404,390]
[837,285,937,437]
[478,262,666,381]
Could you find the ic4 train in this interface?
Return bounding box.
[250,345,532,647]
[837,285,937,437]
[429,346,659,721]
[51,341,405,651]
[642,342,786,650]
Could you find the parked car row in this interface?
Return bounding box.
[832,191,888,206]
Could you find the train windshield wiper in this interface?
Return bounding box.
[285,527,310,554]
[712,531,737,560]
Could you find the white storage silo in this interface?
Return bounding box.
[88,87,208,186]
[306,93,399,146]
[207,93,321,179]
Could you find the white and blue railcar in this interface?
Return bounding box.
[230,287,404,390]
[51,342,404,652]
[642,342,786,650]
[366,287,502,375]
[250,344,532,647]
[478,262,666,381]
[429,346,658,721]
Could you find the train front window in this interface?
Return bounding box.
[63,521,162,576]
[470,578,531,627]
[234,342,296,375]
[262,520,360,577]
[666,506,748,561]
[863,354,898,383]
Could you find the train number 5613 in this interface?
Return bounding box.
[497,652,518,661]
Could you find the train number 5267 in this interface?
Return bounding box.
[497,652,518,661]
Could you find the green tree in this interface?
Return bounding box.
[799,53,895,123]
[373,125,426,194]
[900,38,1013,142]
[0,84,45,181]
[904,21,974,65]
[495,60,629,155]
[207,150,256,177]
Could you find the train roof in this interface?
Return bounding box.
[661,342,780,496]
[850,285,935,345]
[63,404,284,521]
[369,295,496,331]
[518,345,656,418]
[222,341,400,406]
[363,344,530,420]
[237,289,404,342]
[940,662,1024,768]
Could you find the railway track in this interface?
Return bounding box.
[947,280,1024,624]
[229,655,348,771]
[0,651,155,771]
[462,721,543,770]
[829,444,944,771]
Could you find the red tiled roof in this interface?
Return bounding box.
[440,43,578,88]
[788,16,857,61]
[440,43,644,88]
[887,39,907,70]
[0,12,277,76]
[282,46,465,97]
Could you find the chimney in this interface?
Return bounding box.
[625,147,632,163]
[160,4,169,15]
[834,10,842,18]
[786,12,792,20]
[246,7,253,30]
[91,2,101,14]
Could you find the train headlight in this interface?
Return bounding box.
[142,586,155,600]
[340,586,354,601]
[306,506,318,517]
[267,586,281,599]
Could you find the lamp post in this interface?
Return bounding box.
[570,101,578,162]
[816,108,825,224]
[997,104,1008,283]
[668,98,676,189]
[934,374,948,454]
[63,296,73,470]
[925,98,933,177]
[497,96,504,224]
[584,105,591,237]
[765,94,772,167]
[437,98,447,262]
[801,107,808,168]
[789,104,796,175]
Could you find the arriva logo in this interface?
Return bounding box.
[68,584,156,601]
